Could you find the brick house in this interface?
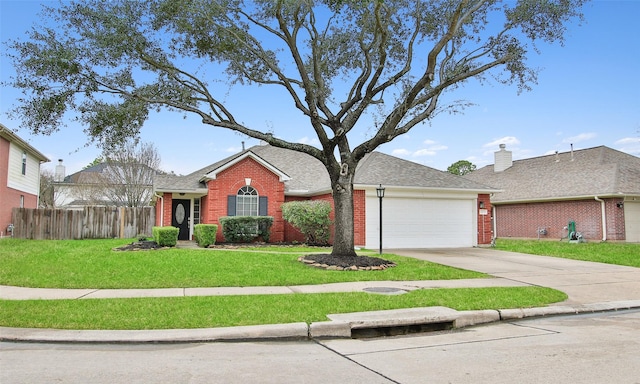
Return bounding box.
[153,144,498,248]
[0,124,50,237]
[465,145,640,242]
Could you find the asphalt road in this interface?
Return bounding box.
[2,309,639,384]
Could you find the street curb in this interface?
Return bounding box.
[2,300,639,344]
[0,322,310,344]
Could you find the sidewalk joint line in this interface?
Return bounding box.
[77,289,100,299]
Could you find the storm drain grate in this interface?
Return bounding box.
[362,287,407,295]
[351,322,454,338]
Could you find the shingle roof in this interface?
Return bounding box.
[63,162,160,184]
[354,151,494,190]
[154,144,497,195]
[464,146,640,203]
[0,123,50,162]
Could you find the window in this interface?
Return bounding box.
[21,152,27,175]
[236,186,258,216]
[193,198,200,225]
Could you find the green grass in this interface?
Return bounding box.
[0,238,485,289]
[495,239,640,268]
[0,287,565,330]
[0,238,577,330]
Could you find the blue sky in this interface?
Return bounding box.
[1,0,639,176]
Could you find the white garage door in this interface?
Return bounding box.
[624,201,640,242]
[366,196,475,249]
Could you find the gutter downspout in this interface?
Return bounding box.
[594,196,607,241]
[154,192,164,227]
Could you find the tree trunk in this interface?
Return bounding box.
[330,171,358,257]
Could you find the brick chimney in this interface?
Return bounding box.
[494,144,512,172]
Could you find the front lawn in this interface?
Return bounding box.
[495,239,640,268]
[0,238,571,330]
[0,238,486,289]
[0,287,565,330]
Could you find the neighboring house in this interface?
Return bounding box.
[0,123,50,236]
[54,161,158,208]
[465,144,640,242]
[153,144,498,248]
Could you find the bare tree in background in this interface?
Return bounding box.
[99,140,161,207]
[39,170,61,208]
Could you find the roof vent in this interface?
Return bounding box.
[570,143,574,161]
[494,144,513,172]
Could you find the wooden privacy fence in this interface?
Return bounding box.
[11,206,155,240]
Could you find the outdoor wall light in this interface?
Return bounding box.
[616,202,624,208]
[479,201,485,209]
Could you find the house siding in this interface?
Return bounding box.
[202,157,286,243]
[7,141,41,195]
[495,198,626,241]
[0,135,41,236]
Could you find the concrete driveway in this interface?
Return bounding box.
[389,247,640,305]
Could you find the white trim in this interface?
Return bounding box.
[492,193,638,205]
[357,183,501,195]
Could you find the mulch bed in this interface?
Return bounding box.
[113,241,396,271]
[299,254,396,271]
[113,240,165,251]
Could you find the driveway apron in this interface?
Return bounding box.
[388,247,640,306]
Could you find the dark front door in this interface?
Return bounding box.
[172,199,191,240]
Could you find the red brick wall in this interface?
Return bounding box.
[282,194,337,244]
[1,188,38,235]
[202,157,286,243]
[477,194,492,245]
[282,190,366,247]
[353,190,366,247]
[606,198,626,241]
[154,193,173,227]
[495,198,626,241]
[282,196,307,243]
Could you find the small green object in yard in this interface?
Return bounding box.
[567,220,584,243]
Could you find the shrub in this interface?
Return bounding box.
[194,224,218,247]
[281,200,332,245]
[152,226,179,247]
[219,216,273,243]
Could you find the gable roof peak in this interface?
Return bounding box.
[200,148,291,182]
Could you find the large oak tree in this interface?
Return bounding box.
[4,0,585,256]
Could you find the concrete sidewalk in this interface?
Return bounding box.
[0,278,527,300]
[2,247,640,342]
